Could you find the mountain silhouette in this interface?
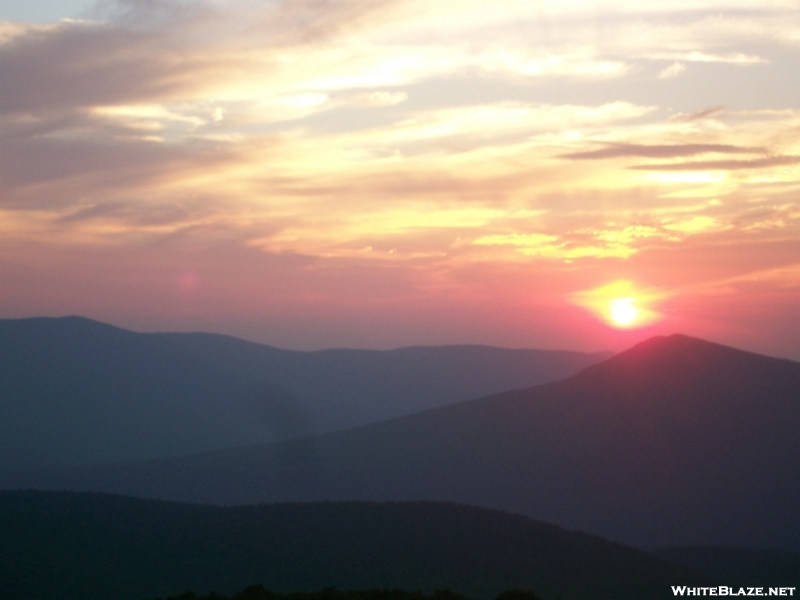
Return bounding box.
[654,545,800,587]
[0,491,710,600]
[0,316,607,469]
[4,334,799,551]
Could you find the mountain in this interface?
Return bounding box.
[6,334,798,552]
[0,491,710,600]
[0,316,608,470]
[654,546,800,588]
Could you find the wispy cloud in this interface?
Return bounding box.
[668,106,725,122]
[657,62,686,79]
[630,155,800,171]
[645,51,766,64]
[561,143,763,160]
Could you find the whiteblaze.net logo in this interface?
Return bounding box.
[672,587,796,597]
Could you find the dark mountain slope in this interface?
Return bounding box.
[0,491,709,600]
[5,335,799,550]
[0,316,607,469]
[654,546,800,587]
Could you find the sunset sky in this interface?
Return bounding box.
[1,0,799,359]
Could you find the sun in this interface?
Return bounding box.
[569,280,665,329]
[609,297,639,327]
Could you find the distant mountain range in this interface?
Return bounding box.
[0,491,712,600]
[0,316,608,470]
[6,334,798,552]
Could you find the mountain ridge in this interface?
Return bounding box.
[0,490,711,600]
[0,315,609,470]
[5,332,796,551]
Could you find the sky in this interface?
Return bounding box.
[1,0,799,359]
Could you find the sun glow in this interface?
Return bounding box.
[570,280,665,329]
[609,297,640,327]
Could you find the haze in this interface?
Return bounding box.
[1,0,799,359]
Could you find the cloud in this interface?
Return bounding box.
[1,0,799,283]
[0,133,238,194]
[658,62,686,79]
[469,47,629,81]
[0,0,404,119]
[468,218,734,262]
[0,0,793,137]
[0,21,202,115]
[348,91,409,107]
[362,102,656,155]
[473,233,558,248]
[561,143,763,160]
[645,51,766,65]
[669,106,725,122]
[630,155,800,171]
[662,215,730,234]
[472,233,642,260]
